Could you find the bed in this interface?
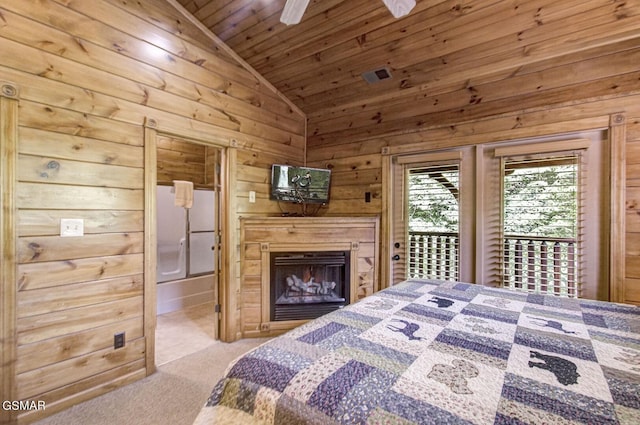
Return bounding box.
[193,278,640,424]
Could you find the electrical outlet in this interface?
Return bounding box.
[60,218,84,237]
[114,332,125,349]
[249,191,256,203]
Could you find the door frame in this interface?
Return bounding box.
[143,118,235,374]
[382,113,626,300]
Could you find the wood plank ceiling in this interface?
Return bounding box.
[176,0,640,145]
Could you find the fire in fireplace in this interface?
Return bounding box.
[270,251,350,321]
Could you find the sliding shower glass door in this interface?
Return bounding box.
[156,187,217,282]
[157,185,187,283]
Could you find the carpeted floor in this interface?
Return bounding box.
[33,338,271,425]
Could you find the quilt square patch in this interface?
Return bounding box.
[498,373,618,425]
[507,344,611,401]
[396,301,457,327]
[414,292,469,313]
[359,315,441,356]
[601,366,640,410]
[350,294,408,319]
[469,293,527,314]
[514,326,597,361]
[393,349,505,425]
[461,303,521,325]
[447,312,518,344]
[592,339,640,374]
[283,351,352,403]
[517,313,590,340]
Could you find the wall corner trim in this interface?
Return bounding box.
[1,81,19,100]
[1,81,19,425]
[609,112,626,303]
[144,117,159,129]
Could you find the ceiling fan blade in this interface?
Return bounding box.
[280,0,311,25]
[381,0,416,18]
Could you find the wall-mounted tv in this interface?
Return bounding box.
[271,164,331,205]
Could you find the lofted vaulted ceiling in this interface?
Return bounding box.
[176,0,640,145]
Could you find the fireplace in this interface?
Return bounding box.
[270,251,351,321]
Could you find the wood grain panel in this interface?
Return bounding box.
[309,48,640,138]
[19,361,146,423]
[244,243,262,260]
[2,0,303,132]
[19,127,144,168]
[17,253,144,291]
[17,275,143,318]
[626,256,640,279]
[18,155,144,189]
[625,278,640,303]
[179,0,639,152]
[16,317,144,374]
[0,65,304,158]
[17,233,144,263]
[17,182,143,211]
[627,210,640,234]
[16,296,143,345]
[18,210,144,237]
[19,101,144,147]
[17,337,146,399]
[244,227,376,244]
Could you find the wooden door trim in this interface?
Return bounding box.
[609,113,626,302]
[143,119,158,375]
[143,118,235,373]
[1,81,19,425]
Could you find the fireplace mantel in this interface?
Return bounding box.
[240,216,379,336]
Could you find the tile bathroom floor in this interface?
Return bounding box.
[155,302,218,366]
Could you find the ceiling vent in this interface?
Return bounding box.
[362,67,393,84]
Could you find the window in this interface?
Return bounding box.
[501,155,580,296]
[407,164,460,281]
[391,132,607,299]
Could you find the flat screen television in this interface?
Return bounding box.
[271,164,331,205]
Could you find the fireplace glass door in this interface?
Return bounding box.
[270,251,350,321]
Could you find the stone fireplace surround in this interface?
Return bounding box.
[240,216,379,337]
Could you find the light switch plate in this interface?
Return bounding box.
[249,191,256,203]
[60,218,84,237]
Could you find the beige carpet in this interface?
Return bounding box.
[34,338,271,425]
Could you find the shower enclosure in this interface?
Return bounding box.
[156,185,217,314]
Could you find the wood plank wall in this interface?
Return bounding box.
[0,0,305,422]
[626,118,640,304]
[156,135,218,187]
[307,38,640,306]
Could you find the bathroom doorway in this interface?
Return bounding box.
[154,134,223,363]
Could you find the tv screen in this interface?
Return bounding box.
[271,164,331,204]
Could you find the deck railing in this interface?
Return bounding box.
[502,235,577,297]
[407,231,577,296]
[408,231,459,281]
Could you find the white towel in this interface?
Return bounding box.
[173,180,194,209]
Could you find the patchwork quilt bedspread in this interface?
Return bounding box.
[194,279,640,424]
